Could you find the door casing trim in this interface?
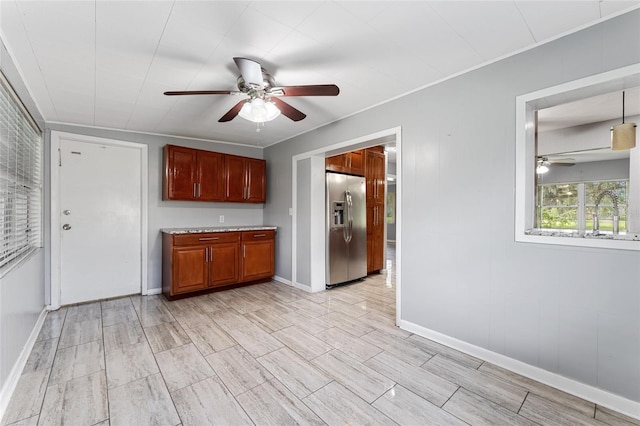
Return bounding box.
[49,131,148,309]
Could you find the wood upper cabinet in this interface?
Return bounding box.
[224,155,266,203]
[164,145,224,201]
[241,230,275,282]
[365,149,385,203]
[164,145,264,203]
[325,150,364,176]
[197,150,224,201]
[165,145,197,200]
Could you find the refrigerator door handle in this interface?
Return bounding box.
[345,190,353,243]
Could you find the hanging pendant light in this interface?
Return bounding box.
[611,91,637,150]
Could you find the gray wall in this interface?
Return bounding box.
[543,158,629,184]
[296,159,311,287]
[264,10,640,402]
[0,39,46,392]
[46,123,266,292]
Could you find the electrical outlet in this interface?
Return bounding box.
[219,215,224,223]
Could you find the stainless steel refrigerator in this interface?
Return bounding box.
[326,172,367,287]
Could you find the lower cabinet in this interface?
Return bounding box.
[162,230,274,299]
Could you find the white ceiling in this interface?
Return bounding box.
[2,1,639,147]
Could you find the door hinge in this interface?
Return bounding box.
[58,148,62,167]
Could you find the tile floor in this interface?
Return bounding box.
[2,245,639,425]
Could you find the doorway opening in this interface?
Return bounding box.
[291,127,402,324]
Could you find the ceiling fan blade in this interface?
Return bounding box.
[164,90,239,96]
[272,98,306,121]
[269,84,339,97]
[218,100,247,122]
[233,57,264,89]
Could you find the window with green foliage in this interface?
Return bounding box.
[536,180,628,232]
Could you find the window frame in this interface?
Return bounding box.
[0,69,43,275]
[515,64,640,251]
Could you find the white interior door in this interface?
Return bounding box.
[59,138,142,305]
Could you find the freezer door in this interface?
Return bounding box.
[326,173,349,285]
[346,175,367,281]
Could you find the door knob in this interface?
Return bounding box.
[62,224,71,230]
[63,209,71,215]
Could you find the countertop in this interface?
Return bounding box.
[161,226,277,235]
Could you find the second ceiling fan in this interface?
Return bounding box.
[164,57,339,123]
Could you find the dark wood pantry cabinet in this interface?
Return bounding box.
[163,145,266,203]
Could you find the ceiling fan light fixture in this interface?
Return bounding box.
[611,91,637,150]
[536,163,549,174]
[238,98,281,123]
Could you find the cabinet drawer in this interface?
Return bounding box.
[173,232,240,246]
[241,230,275,241]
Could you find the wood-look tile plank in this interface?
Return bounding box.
[143,321,191,353]
[287,299,331,317]
[278,310,332,336]
[595,406,640,425]
[325,289,366,305]
[103,320,145,352]
[325,298,369,318]
[315,327,383,362]
[22,338,58,374]
[194,295,229,313]
[171,375,253,426]
[154,343,214,392]
[443,387,538,426]
[65,302,102,322]
[101,304,138,327]
[408,334,483,369]
[170,307,212,330]
[184,322,236,356]
[50,340,105,385]
[519,393,609,425]
[134,304,175,328]
[100,296,133,310]
[257,347,331,398]
[205,345,273,396]
[373,384,466,425]
[422,354,528,412]
[58,319,102,349]
[303,381,395,426]
[272,326,332,360]
[236,379,325,426]
[105,341,158,389]
[362,330,434,366]
[245,308,293,332]
[226,323,284,358]
[311,349,395,404]
[365,351,458,407]
[108,373,180,426]
[208,308,253,331]
[38,371,108,426]
[3,415,39,426]
[36,310,66,341]
[479,361,596,417]
[320,311,377,337]
[0,370,50,425]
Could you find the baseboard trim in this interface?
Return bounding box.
[0,308,47,420]
[398,319,640,420]
[144,287,162,296]
[273,275,293,286]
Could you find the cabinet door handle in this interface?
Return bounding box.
[198,183,201,198]
[193,183,197,198]
[253,234,266,238]
[199,237,219,241]
[243,245,246,258]
[205,247,209,262]
[209,247,213,262]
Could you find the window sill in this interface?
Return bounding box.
[517,229,640,251]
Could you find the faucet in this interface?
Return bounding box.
[593,190,620,235]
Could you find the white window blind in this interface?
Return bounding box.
[0,70,42,271]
